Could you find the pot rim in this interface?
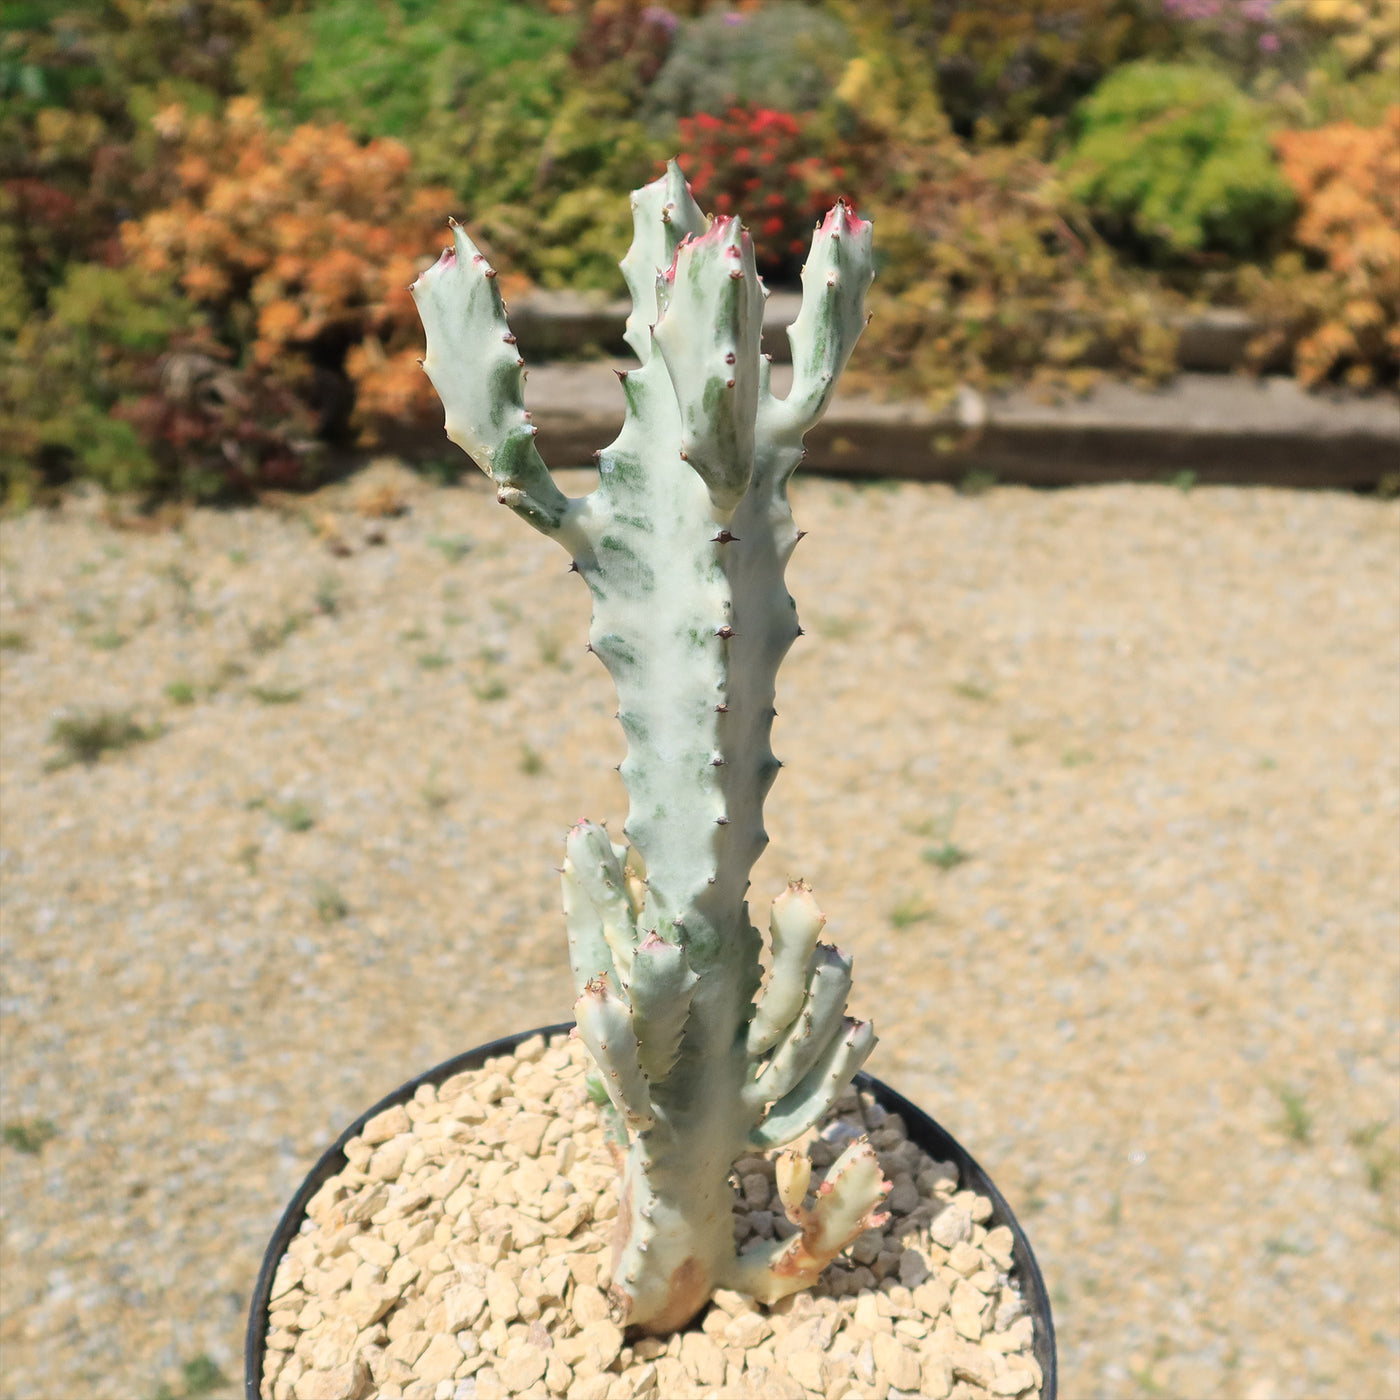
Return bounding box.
[246,1024,1057,1399]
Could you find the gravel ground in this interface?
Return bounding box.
[1,465,1397,1400]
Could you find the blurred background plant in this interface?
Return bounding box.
[3,0,1396,507]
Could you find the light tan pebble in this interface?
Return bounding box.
[872,1332,922,1392]
[312,1261,355,1297]
[981,1226,1014,1270]
[853,1294,885,1333]
[565,1376,611,1400]
[475,1371,508,1400]
[789,1350,828,1393]
[347,1187,390,1224]
[680,1328,727,1385]
[310,1317,360,1370]
[348,1234,395,1271]
[387,1302,426,1344]
[895,1317,928,1341]
[950,1280,988,1341]
[929,1206,972,1250]
[345,1286,395,1328]
[918,1351,953,1400]
[387,1254,423,1291]
[700,1299,733,1332]
[712,1287,759,1317]
[369,1138,412,1183]
[503,1114,550,1157]
[413,1334,466,1386]
[495,1343,549,1393]
[425,1158,470,1201]
[269,1328,301,1352]
[579,1320,624,1372]
[725,1309,774,1349]
[967,1269,998,1295]
[544,1355,572,1395]
[568,1283,610,1328]
[271,1257,305,1299]
[993,1290,1024,1332]
[951,1192,993,1225]
[745,1343,779,1374]
[477,1074,510,1105]
[269,1307,301,1329]
[653,1356,690,1397]
[363,1105,412,1146]
[946,1336,997,1390]
[486,1270,522,1325]
[388,1331,433,1368]
[343,1139,373,1170]
[853,1339,877,1385]
[946,1241,982,1278]
[292,1355,373,1400]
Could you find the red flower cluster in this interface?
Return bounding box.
[676,106,844,276]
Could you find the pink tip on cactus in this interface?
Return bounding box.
[820,198,871,240]
[637,931,670,953]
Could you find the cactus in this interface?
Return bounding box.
[411,161,884,1332]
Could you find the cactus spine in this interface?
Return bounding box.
[411,162,886,1332]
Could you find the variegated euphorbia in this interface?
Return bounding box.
[411,161,885,1333]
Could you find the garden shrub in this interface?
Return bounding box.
[1060,60,1296,262]
[853,126,1180,404]
[119,98,456,439]
[1244,106,1399,387]
[643,3,851,122]
[675,106,847,277]
[841,0,1172,141]
[566,0,680,102]
[0,253,325,505]
[266,0,574,140]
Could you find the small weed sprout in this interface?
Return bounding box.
[249,684,303,705]
[46,711,158,769]
[164,680,197,706]
[889,898,936,929]
[270,799,315,833]
[427,534,472,563]
[519,744,546,776]
[2,1119,57,1154]
[314,882,348,922]
[1275,1083,1314,1145]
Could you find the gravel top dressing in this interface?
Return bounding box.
[1,466,1396,1400]
[259,1032,1040,1400]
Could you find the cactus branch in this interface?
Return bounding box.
[412,164,879,1332]
[723,1138,891,1303]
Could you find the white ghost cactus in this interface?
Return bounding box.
[411,162,886,1333]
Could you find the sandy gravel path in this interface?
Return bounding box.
[1,468,1396,1400]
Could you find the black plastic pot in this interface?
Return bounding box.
[247,1025,1057,1399]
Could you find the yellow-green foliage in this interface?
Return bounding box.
[0,257,195,505]
[855,125,1180,404]
[849,0,1172,140]
[1061,61,1296,261]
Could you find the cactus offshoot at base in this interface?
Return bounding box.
[411,162,884,1332]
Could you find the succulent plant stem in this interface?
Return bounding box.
[411,161,884,1331]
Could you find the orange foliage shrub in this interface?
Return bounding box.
[120,98,468,434]
[1248,106,1400,387]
